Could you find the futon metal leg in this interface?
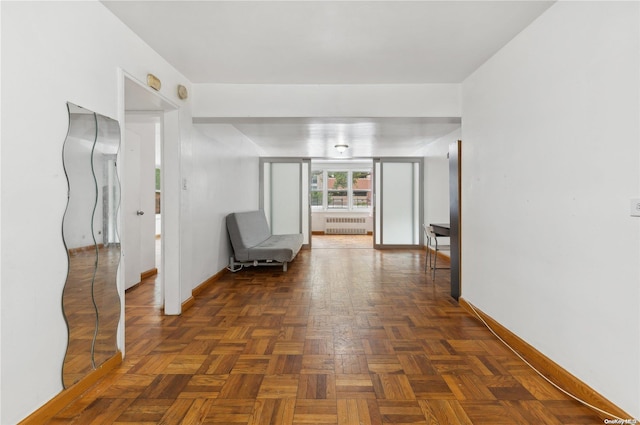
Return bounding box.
[227,256,244,272]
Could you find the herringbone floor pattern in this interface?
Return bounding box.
[48,236,603,424]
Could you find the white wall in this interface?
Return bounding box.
[461,1,639,418]
[1,2,192,423]
[423,128,460,234]
[193,84,461,118]
[189,124,262,287]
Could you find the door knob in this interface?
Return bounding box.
[136,210,145,216]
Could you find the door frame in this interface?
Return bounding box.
[117,70,181,353]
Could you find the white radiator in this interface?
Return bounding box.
[325,217,367,235]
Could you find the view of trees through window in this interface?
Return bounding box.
[311,171,323,206]
[311,169,372,210]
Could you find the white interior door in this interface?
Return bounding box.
[130,118,158,275]
[123,130,141,290]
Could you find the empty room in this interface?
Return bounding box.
[1,1,639,424]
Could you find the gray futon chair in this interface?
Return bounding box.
[226,210,303,272]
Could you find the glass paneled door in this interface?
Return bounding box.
[260,158,311,246]
[373,158,423,248]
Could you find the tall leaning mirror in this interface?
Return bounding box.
[61,102,121,388]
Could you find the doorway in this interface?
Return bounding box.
[123,115,161,290]
[309,159,374,248]
[119,71,181,355]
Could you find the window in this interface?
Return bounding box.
[311,170,324,207]
[327,171,348,209]
[311,168,372,211]
[351,171,372,209]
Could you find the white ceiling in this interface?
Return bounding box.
[103,0,553,85]
[104,0,553,156]
[195,117,461,157]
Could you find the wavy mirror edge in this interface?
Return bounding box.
[61,102,122,388]
[92,113,122,370]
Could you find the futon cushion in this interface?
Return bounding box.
[226,210,272,259]
[226,210,303,263]
[248,234,304,263]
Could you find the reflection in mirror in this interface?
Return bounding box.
[61,103,121,388]
[92,114,121,369]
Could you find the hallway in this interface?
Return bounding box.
[48,245,602,424]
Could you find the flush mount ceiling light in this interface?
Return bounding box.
[334,144,349,153]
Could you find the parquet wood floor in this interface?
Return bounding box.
[47,238,603,424]
[312,235,372,249]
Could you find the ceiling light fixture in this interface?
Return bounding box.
[334,143,349,154]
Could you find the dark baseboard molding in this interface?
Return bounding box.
[19,352,122,425]
[19,268,230,422]
[141,268,158,280]
[192,267,228,297]
[458,297,633,422]
[181,296,195,312]
[124,281,142,292]
[124,268,159,293]
[181,267,231,314]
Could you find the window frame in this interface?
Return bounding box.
[310,170,324,208]
[326,170,350,210]
[311,168,372,212]
[350,170,372,210]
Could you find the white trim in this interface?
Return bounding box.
[117,69,183,355]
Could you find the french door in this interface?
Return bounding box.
[373,158,423,248]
